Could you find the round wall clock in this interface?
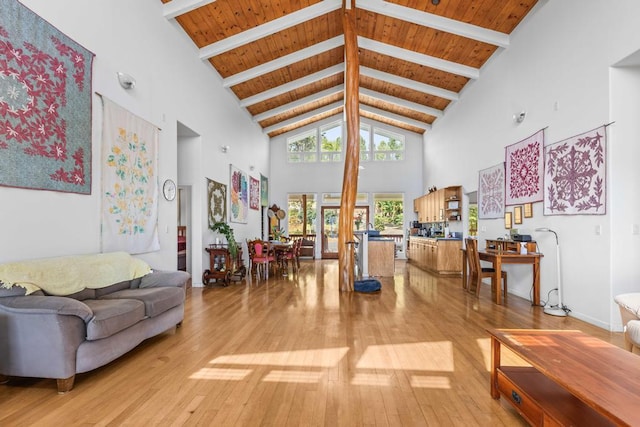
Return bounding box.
[163,179,177,201]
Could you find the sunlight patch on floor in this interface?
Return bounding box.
[410,375,451,389]
[477,337,531,372]
[189,368,252,380]
[356,341,454,371]
[210,347,349,368]
[262,370,324,383]
[350,372,392,386]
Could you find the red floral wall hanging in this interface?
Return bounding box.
[0,0,94,194]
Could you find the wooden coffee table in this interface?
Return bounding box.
[489,329,640,426]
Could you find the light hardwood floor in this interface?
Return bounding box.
[0,260,625,426]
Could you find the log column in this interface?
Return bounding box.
[338,1,360,292]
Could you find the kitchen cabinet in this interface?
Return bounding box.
[408,237,462,275]
[414,186,462,224]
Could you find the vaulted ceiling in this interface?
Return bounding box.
[161,0,541,137]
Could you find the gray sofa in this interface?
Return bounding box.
[0,252,190,393]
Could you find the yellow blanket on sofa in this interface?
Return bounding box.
[0,252,151,296]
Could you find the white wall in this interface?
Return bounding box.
[2,0,268,280]
[269,114,425,256]
[423,0,640,330]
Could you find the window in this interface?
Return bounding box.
[320,121,342,162]
[287,129,317,163]
[373,128,404,161]
[359,124,371,162]
[287,194,317,236]
[373,193,404,233]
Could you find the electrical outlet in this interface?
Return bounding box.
[595,224,601,235]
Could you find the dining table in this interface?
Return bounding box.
[270,241,294,276]
[477,249,544,305]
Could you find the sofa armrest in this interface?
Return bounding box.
[0,296,93,322]
[138,270,190,289]
[0,297,89,380]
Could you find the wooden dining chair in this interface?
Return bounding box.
[465,238,507,299]
[249,239,275,280]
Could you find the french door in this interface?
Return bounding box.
[320,206,369,259]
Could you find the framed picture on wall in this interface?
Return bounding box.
[504,212,512,229]
[524,202,533,218]
[514,206,523,224]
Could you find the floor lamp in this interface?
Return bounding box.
[535,227,568,317]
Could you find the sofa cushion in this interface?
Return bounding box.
[61,288,96,301]
[83,299,146,340]
[94,280,132,298]
[139,270,190,289]
[99,287,184,318]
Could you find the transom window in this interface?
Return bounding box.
[287,121,404,163]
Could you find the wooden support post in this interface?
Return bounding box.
[338,0,360,292]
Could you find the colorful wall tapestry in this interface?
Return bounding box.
[230,165,248,223]
[101,97,159,254]
[544,126,606,215]
[260,174,268,207]
[250,176,260,210]
[0,0,94,194]
[207,177,227,228]
[478,163,505,219]
[505,129,545,206]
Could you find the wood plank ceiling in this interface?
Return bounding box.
[161,0,541,137]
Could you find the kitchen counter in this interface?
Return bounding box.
[410,236,462,241]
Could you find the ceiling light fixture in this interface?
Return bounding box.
[220,145,230,153]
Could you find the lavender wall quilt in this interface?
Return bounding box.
[478,163,505,219]
[544,126,606,215]
[505,129,544,206]
[0,0,93,194]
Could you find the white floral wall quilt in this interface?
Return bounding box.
[478,163,505,219]
[101,97,159,253]
[544,126,606,215]
[505,129,545,206]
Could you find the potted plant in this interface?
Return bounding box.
[210,221,238,259]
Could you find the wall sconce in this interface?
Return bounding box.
[117,72,136,90]
[513,111,526,124]
[220,145,230,153]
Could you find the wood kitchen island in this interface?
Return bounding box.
[367,239,395,277]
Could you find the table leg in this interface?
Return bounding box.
[461,250,468,289]
[490,336,501,399]
[532,258,540,306]
[494,256,502,305]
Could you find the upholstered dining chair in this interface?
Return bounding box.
[465,238,507,299]
[280,238,302,273]
[248,239,275,280]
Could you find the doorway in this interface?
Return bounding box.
[321,206,369,259]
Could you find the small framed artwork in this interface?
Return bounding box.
[524,202,533,218]
[514,206,523,224]
[504,212,512,229]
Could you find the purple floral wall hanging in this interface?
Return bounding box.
[544,126,606,215]
[505,129,545,206]
[478,163,505,219]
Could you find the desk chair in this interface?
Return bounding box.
[465,238,507,299]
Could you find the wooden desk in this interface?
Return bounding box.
[486,239,537,253]
[477,249,543,306]
[489,329,640,426]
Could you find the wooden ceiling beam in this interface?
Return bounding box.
[162,0,216,20]
[253,85,345,122]
[360,105,429,131]
[239,64,344,107]
[359,88,442,118]
[359,0,510,48]
[198,0,342,60]
[358,37,479,80]
[360,66,459,101]
[261,101,343,135]
[223,36,344,88]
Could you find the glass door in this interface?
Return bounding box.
[321,206,368,259]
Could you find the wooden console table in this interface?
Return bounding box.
[489,329,640,426]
